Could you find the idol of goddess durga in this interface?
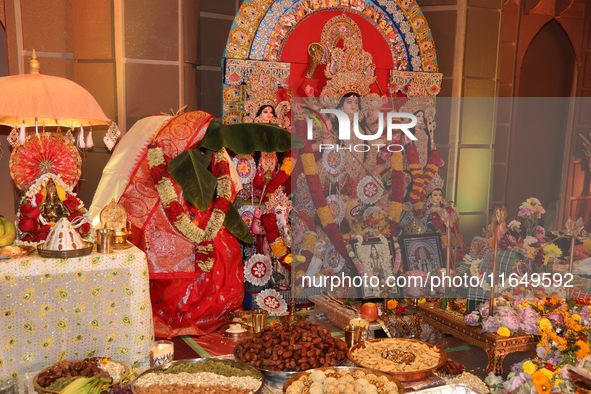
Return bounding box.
[303,15,393,220]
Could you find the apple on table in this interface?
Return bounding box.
[360,302,379,322]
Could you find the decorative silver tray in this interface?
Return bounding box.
[414,384,486,394]
[283,366,405,394]
[130,358,265,394]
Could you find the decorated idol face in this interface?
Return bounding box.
[366,109,381,125]
[275,205,288,227]
[342,96,359,116]
[431,189,443,206]
[260,106,275,123]
[293,220,305,244]
[415,111,425,128]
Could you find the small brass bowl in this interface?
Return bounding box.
[113,230,131,244]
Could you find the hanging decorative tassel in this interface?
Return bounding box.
[7,127,19,148]
[65,128,75,145]
[85,126,94,149]
[18,122,26,146]
[77,125,86,149]
[104,133,114,151]
[103,122,120,151]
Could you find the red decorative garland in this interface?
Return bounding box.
[295,211,317,277]
[389,153,404,236]
[148,143,232,272]
[265,151,291,199]
[406,144,425,209]
[422,149,441,193]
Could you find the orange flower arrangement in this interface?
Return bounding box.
[531,370,551,394]
[575,340,590,359]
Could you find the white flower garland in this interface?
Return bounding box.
[155,178,177,207]
[148,147,166,168]
[147,147,231,249]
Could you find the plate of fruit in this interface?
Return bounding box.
[0,245,35,260]
[34,357,128,393]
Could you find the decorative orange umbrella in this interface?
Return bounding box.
[0,50,111,128]
[2,50,119,190]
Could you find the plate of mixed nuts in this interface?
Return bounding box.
[131,358,265,394]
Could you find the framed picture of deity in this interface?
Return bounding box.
[399,233,444,274]
[349,236,400,298]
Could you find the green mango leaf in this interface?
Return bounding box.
[224,202,252,244]
[439,298,447,310]
[168,150,216,212]
[345,298,362,306]
[199,120,304,154]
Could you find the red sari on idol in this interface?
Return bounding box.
[118,111,244,337]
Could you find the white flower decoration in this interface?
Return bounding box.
[256,289,287,316]
[357,176,384,205]
[244,254,272,286]
[253,263,266,278]
[364,183,377,197]
[264,297,279,309]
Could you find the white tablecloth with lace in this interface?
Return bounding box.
[0,245,154,389]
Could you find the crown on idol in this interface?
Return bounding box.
[317,14,380,105]
[425,173,445,197]
[243,65,291,128]
[265,189,292,214]
[399,97,436,117]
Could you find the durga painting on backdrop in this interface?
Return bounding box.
[221,0,459,299]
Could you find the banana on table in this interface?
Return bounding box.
[60,377,111,394]
[0,217,16,247]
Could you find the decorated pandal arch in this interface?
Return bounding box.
[221,0,451,297]
[222,0,442,122]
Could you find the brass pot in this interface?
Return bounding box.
[113,230,131,244]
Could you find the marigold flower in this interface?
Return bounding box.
[497,326,511,337]
[387,299,398,310]
[532,370,551,394]
[572,314,582,324]
[538,317,552,330]
[539,368,554,381]
[576,340,591,359]
[522,360,537,375]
